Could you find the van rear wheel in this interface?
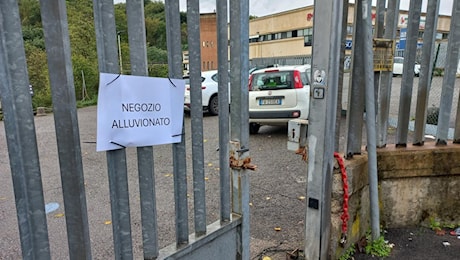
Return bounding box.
[249,123,261,134]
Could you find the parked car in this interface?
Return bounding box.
[183,70,227,115]
[393,56,421,76]
[248,65,311,134]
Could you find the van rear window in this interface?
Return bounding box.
[251,71,294,90]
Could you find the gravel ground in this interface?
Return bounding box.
[1,106,459,260]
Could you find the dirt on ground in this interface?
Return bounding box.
[353,226,460,260]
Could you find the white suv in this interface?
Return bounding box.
[183,70,220,115]
[184,70,230,115]
[248,65,311,134]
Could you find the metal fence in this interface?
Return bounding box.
[2,0,460,259]
[0,0,250,259]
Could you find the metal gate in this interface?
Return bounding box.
[0,0,251,259]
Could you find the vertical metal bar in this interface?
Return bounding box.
[345,0,365,158]
[126,0,158,258]
[396,0,422,147]
[229,0,250,258]
[373,0,385,138]
[377,0,400,147]
[361,0,380,241]
[39,0,92,259]
[0,1,51,259]
[413,0,440,145]
[306,0,343,258]
[187,0,207,236]
[216,0,231,223]
[165,0,189,246]
[437,0,460,145]
[93,0,133,258]
[336,0,348,152]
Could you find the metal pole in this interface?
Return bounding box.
[187,0,207,237]
[377,0,400,147]
[216,0,231,223]
[0,1,50,258]
[413,0,440,145]
[437,0,460,145]
[336,0,348,152]
[396,0,422,147]
[126,0,159,258]
[165,0,190,246]
[361,0,380,241]
[306,0,343,258]
[345,0,365,158]
[117,31,123,73]
[93,0,133,258]
[40,0,92,258]
[229,0,250,258]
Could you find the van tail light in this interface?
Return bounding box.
[293,71,303,89]
[186,85,206,90]
[248,74,253,91]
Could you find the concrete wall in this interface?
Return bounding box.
[331,143,460,258]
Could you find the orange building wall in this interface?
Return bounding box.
[200,13,218,71]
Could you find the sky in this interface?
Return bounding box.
[114,0,454,17]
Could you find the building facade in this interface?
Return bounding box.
[248,4,452,61]
[185,4,453,73]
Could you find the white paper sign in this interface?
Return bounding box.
[96,73,185,151]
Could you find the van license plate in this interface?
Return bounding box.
[259,98,281,105]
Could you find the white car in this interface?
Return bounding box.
[183,70,224,115]
[248,65,311,134]
[393,57,421,76]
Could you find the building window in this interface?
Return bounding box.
[292,30,298,37]
[304,28,313,46]
[347,25,353,35]
[297,29,304,36]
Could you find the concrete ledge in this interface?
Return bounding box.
[378,142,460,178]
[331,142,460,259]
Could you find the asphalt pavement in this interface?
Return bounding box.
[0,106,308,259]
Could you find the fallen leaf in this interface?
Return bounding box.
[204,177,209,181]
[249,202,253,207]
[164,173,173,177]
[262,256,272,260]
[54,213,65,218]
[436,229,446,236]
[203,139,207,143]
[274,227,281,231]
[104,220,112,225]
[298,196,306,201]
[266,197,271,200]
[442,241,451,247]
[208,163,213,167]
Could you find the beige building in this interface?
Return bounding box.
[248,4,452,60]
[184,4,452,72]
